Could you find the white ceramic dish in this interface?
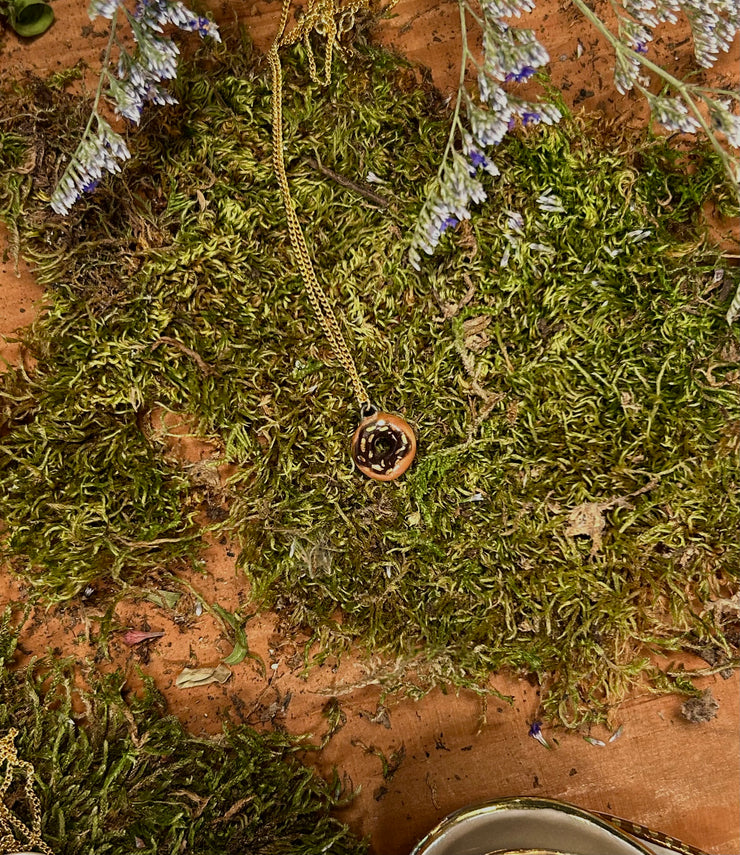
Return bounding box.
[410,797,663,855]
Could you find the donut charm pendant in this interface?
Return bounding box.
[351,410,417,481]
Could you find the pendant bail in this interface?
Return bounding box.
[360,400,378,421]
[351,410,417,481]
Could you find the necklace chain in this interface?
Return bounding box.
[0,729,54,855]
[267,0,375,410]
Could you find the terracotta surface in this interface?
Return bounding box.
[1,1,739,853]
[0,244,44,368]
[4,552,739,855]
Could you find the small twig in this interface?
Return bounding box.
[304,157,390,208]
[0,113,38,123]
[151,336,215,375]
[664,660,740,678]
[212,796,254,824]
[112,534,200,548]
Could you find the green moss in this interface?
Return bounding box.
[0,35,738,724]
[0,610,366,854]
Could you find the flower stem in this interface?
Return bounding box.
[435,0,473,182]
[570,0,738,204]
[95,15,118,115]
[462,0,485,29]
[76,14,118,145]
[570,0,740,320]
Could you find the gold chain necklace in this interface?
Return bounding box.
[266,0,416,481]
[0,729,53,855]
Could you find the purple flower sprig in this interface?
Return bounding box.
[409,151,489,270]
[50,0,220,215]
[570,0,740,319]
[408,0,561,270]
[51,116,130,214]
[481,23,550,84]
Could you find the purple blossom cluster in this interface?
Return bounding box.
[51,117,130,214]
[613,50,644,95]
[614,0,739,90]
[481,23,549,83]
[644,92,702,134]
[110,0,221,124]
[708,100,740,149]
[622,0,679,28]
[409,152,489,270]
[618,17,653,58]
[50,0,220,215]
[408,1,561,269]
[679,0,739,68]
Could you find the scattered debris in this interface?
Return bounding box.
[695,645,734,679]
[175,664,232,688]
[583,735,607,747]
[462,314,492,353]
[359,703,392,729]
[322,697,348,742]
[434,274,476,321]
[564,501,612,554]
[185,460,222,491]
[608,725,624,743]
[425,771,440,810]
[145,589,182,609]
[434,732,450,751]
[251,688,293,725]
[704,592,740,621]
[681,689,719,723]
[351,740,405,781]
[564,480,658,555]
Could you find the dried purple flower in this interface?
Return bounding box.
[53,0,220,214]
[529,721,552,748]
[505,65,538,82]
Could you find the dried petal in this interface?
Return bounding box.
[529,721,552,748]
[123,629,165,646]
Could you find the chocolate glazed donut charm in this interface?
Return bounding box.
[351,407,417,481]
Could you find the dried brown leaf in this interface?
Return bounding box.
[175,664,232,688]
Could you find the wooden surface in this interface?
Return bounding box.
[1,1,739,852]
[3,541,738,854]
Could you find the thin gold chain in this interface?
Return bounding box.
[592,810,709,855]
[267,0,374,410]
[0,729,54,855]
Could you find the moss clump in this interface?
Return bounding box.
[0,609,366,854]
[0,34,738,724]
